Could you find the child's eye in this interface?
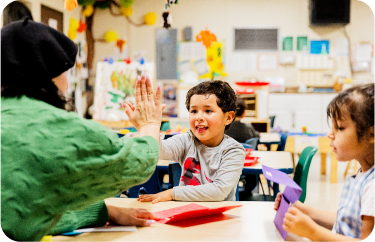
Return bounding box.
[190,110,197,114]
[205,110,212,113]
[337,127,345,131]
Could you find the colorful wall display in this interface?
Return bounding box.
[93,61,154,121]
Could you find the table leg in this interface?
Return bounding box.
[330,153,337,183]
[321,153,326,175]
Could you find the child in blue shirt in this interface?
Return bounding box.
[274,83,374,240]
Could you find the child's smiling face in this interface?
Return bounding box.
[189,94,234,147]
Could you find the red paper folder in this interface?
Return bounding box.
[154,203,242,224]
[244,156,259,166]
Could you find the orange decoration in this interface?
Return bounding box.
[64,0,78,12]
[77,20,87,33]
[116,39,126,53]
[196,30,217,48]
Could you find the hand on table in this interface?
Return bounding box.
[283,206,317,239]
[137,189,173,204]
[106,205,160,227]
[122,75,166,131]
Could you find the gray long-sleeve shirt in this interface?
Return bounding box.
[160,130,245,201]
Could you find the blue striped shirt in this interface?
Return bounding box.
[332,166,374,238]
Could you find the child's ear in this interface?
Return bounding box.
[224,111,235,125]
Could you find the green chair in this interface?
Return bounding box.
[293,146,318,203]
[161,122,170,132]
[249,146,317,202]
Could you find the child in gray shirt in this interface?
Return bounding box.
[138,80,246,203]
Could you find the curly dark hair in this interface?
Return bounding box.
[235,97,246,117]
[185,80,237,130]
[327,83,374,140]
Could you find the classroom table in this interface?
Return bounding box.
[242,151,293,175]
[52,198,305,241]
[258,132,281,151]
[242,151,293,199]
[259,132,281,143]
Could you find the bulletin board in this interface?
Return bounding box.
[161,81,178,118]
[93,61,154,121]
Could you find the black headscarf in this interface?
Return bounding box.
[1,18,78,109]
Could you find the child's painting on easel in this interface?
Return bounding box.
[93,61,154,121]
[161,81,178,118]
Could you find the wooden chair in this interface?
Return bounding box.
[344,159,360,177]
[318,137,337,183]
[284,136,296,170]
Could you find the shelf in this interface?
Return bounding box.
[244,100,255,104]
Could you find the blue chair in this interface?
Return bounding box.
[269,115,276,130]
[127,169,161,198]
[168,162,181,188]
[235,183,239,201]
[238,142,258,201]
[241,143,253,149]
[277,132,288,151]
[245,137,259,150]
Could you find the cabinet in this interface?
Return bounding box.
[269,93,337,133]
[237,94,257,118]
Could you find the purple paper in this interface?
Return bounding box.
[274,195,290,239]
[262,165,302,240]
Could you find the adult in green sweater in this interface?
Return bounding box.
[1,19,164,241]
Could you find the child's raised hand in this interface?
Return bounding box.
[283,206,317,238]
[137,189,173,204]
[122,75,166,131]
[274,192,283,210]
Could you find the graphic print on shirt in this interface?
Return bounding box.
[181,157,201,186]
[204,171,213,183]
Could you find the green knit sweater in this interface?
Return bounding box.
[1,96,160,241]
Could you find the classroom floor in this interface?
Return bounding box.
[269,153,349,212]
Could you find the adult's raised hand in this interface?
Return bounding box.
[122,75,166,143]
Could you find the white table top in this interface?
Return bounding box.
[259,132,281,143]
[245,151,293,171]
[52,198,304,241]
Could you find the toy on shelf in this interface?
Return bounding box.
[302,126,313,135]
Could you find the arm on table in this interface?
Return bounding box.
[172,147,245,201]
[49,200,160,235]
[283,206,365,241]
[294,201,336,229]
[49,201,108,235]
